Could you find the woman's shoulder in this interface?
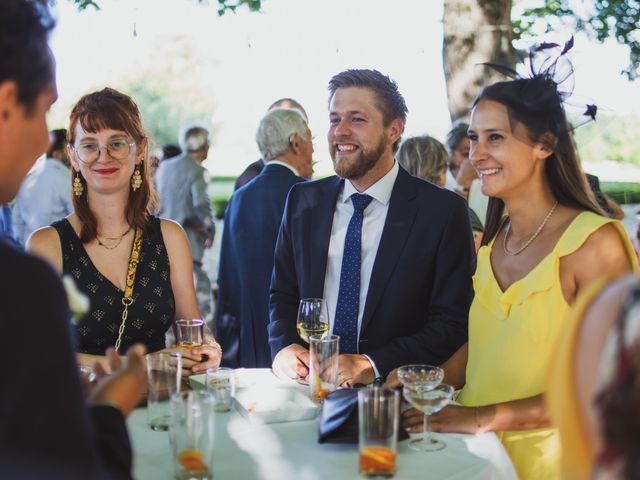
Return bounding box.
[557,210,630,258]
[158,217,185,237]
[26,225,65,273]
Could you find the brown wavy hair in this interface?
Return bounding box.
[68,87,157,242]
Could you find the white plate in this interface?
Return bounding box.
[189,368,299,390]
[233,387,319,424]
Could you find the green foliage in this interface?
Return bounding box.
[212,197,230,219]
[61,0,262,15]
[574,113,640,167]
[52,0,99,10]
[516,0,640,80]
[112,35,217,148]
[601,182,640,204]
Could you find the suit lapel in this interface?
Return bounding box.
[307,176,343,297]
[361,168,418,333]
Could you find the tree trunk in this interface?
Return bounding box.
[443,0,517,123]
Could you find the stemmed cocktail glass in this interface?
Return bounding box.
[397,364,453,452]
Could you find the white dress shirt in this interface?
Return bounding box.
[267,160,300,177]
[323,161,399,358]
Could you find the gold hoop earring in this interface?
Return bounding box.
[73,173,84,197]
[131,165,142,192]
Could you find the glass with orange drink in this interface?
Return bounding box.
[358,387,400,477]
[175,318,204,351]
[309,333,339,405]
[170,390,215,480]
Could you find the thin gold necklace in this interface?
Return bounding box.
[96,226,131,250]
[503,201,558,256]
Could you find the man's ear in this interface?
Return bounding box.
[0,81,19,124]
[289,133,302,155]
[387,118,404,146]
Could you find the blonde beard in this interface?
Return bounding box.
[331,135,386,180]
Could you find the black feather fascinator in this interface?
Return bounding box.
[477,37,597,135]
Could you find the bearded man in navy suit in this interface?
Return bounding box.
[269,69,475,386]
[217,108,313,367]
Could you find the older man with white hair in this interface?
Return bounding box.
[156,124,216,323]
[217,108,313,367]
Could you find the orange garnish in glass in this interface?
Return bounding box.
[178,449,207,471]
[317,389,332,399]
[359,447,396,473]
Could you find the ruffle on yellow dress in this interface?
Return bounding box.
[458,212,638,480]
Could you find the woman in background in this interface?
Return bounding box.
[28,88,221,374]
[398,135,483,250]
[397,135,449,187]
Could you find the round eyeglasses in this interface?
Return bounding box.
[71,139,136,163]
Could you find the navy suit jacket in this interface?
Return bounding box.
[217,163,305,367]
[268,166,475,377]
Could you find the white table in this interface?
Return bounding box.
[128,369,517,480]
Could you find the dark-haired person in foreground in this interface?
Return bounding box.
[269,69,474,386]
[0,1,144,479]
[397,43,637,479]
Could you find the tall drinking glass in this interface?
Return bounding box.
[309,333,339,405]
[170,390,216,480]
[358,387,400,477]
[403,384,455,451]
[147,351,182,431]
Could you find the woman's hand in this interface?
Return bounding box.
[190,342,222,373]
[173,342,222,376]
[383,368,401,388]
[401,404,491,435]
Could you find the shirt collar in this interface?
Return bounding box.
[268,160,300,177]
[341,160,398,206]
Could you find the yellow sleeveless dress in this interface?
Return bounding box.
[457,212,638,480]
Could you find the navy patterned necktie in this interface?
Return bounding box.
[333,193,374,354]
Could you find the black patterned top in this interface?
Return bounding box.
[53,217,175,355]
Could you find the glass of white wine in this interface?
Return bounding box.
[403,383,455,452]
[296,298,330,343]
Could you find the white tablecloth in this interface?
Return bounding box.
[128,369,518,480]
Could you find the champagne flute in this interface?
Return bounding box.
[296,298,330,343]
[403,383,455,452]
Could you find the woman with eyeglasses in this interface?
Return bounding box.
[28,88,222,374]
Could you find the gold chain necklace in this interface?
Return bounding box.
[96,226,131,250]
[503,201,558,256]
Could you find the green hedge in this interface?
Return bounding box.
[601,182,640,205]
[212,197,229,219]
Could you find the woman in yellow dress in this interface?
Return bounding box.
[398,44,638,479]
